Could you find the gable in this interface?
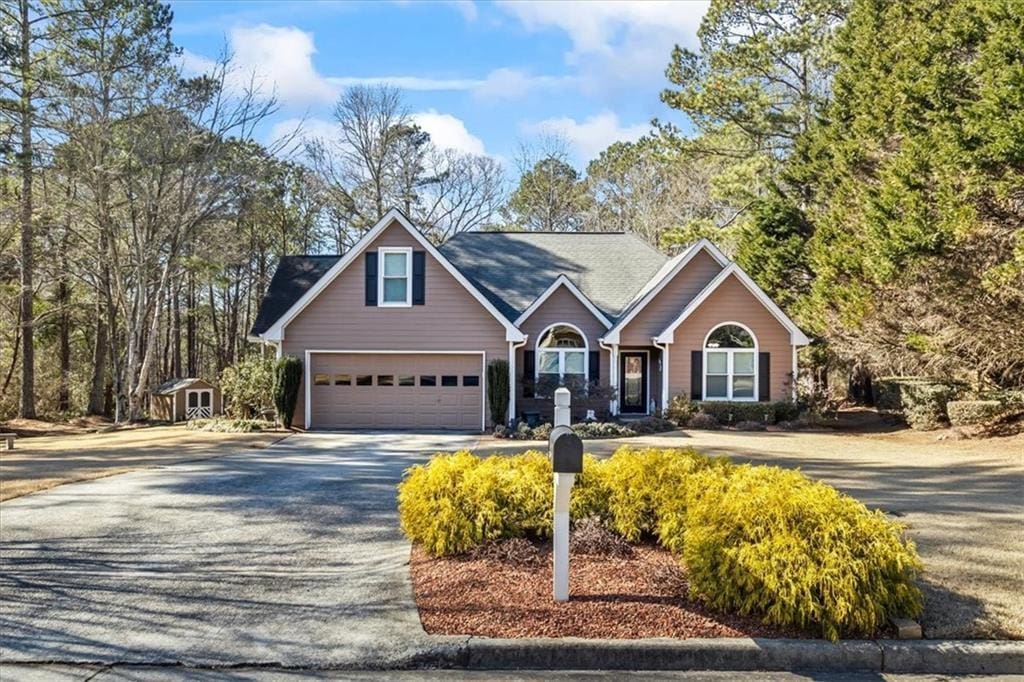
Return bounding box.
[516,284,609,345]
[283,220,508,346]
[656,266,809,346]
[257,210,525,343]
[616,249,724,345]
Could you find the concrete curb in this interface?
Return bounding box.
[423,636,1024,675]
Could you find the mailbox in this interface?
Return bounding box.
[549,424,583,473]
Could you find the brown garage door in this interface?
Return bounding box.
[309,353,484,430]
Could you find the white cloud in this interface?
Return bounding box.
[412,110,486,156]
[497,1,709,96]
[327,75,480,91]
[229,24,338,104]
[522,111,649,161]
[269,117,339,147]
[181,25,338,105]
[473,67,572,100]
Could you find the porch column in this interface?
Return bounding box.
[508,341,516,425]
[609,344,619,416]
[661,344,670,413]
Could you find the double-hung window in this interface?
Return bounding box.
[378,247,412,306]
[703,323,757,401]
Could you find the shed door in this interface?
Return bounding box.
[309,353,483,430]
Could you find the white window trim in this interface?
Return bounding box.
[702,322,759,402]
[377,247,413,307]
[535,322,589,383]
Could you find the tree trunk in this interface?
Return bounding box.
[18,0,36,419]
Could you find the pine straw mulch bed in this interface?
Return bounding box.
[410,538,808,640]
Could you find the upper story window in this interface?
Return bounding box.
[537,324,587,382]
[704,323,757,401]
[378,247,412,306]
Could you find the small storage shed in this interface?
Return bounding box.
[151,378,222,423]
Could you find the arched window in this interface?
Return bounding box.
[704,323,757,401]
[536,324,588,382]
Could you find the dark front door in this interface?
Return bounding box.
[619,352,648,414]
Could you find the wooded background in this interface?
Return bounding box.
[2,0,1022,422]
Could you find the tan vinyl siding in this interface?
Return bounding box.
[281,220,508,427]
[618,250,722,345]
[667,274,794,401]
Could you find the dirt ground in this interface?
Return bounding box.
[0,425,286,501]
[474,424,1024,640]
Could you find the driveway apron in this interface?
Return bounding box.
[0,432,478,667]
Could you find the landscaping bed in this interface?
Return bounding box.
[411,539,802,639]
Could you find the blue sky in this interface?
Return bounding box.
[170,0,709,169]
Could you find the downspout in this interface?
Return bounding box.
[509,337,529,425]
[599,339,618,416]
[652,339,670,415]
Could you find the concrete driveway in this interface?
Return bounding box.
[0,432,478,668]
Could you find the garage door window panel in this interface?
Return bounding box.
[441,375,458,387]
[356,375,372,386]
[378,375,394,386]
[378,248,412,307]
[420,375,437,386]
[314,373,330,386]
[399,375,415,386]
[334,374,351,385]
[463,375,480,386]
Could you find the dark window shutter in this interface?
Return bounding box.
[364,252,378,306]
[691,351,702,400]
[758,352,771,401]
[589,350,600,382]
[523,350,535,398]
[412,251,426,305]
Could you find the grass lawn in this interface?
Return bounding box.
[0,424,286,501]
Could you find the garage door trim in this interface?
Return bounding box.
[303,349,487,431]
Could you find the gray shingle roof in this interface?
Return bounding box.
[250,255,340,336]
[439,232,669,320]
[251,232,671,336]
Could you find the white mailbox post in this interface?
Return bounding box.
[549,387,582,602]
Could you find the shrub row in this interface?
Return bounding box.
[692,400,800,425]
[398,447,923,639]
[946,400,1005,427]
[872,377,966,430]
[493,417,675,440]
[185,418,275,432]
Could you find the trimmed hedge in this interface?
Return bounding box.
[946,400,1004,427]
[398,446,923,639]
[494,417,676,440]
[693,400,799,425]
[683,465,923,641]
[872,377,965,430]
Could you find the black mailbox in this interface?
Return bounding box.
[549,425,583,473]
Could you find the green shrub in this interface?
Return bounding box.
[273,356,303,429]
[947,400,1005,426]
[220,355,275,418]
[665,394,696,424]
[486,359,510,427]
[186,418,275,432]
[694,401,798,425]
[686,412,721,429]
[872,377,965,429]
[398,450,553,556]
[683,464,923,640]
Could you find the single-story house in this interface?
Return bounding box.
[151,378,222,423]
[249,209,809,431]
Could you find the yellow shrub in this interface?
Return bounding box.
[599,446,725,544]
[397,450,553,555]
[683,464,924,640]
